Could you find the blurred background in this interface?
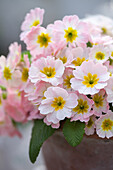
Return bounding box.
[0,123,47,170]
[0,0,113,169]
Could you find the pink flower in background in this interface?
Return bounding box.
[20,8,44,40]
[0,91,21,137]
[90,35,113,46]
[4,89,28,122]
[25,26,53,58]
[105,76,113,103]
[89,44,110,64]
[33,82,51,105]
[0,55,15,73]
[39,87,78,128]
[0,55,22,88]
[0,115,21,137]
[0,96,5,122]
[92,90,109,116]
[85,116,96,135]
[49,15,89,46]
[24,80,38,101]
[51,40,66,57]
[98,36,113,46]
[71,93,93,122]
[15,54,30,91]
[82,21,101,37]
[84,15,113,36]
[21,91,44,121]
[104,61,113,76]
[7,42,21,68]
[108,44,113,59]
[71,60,110,95]
[69,46,89,68]
[96,111,113,139]
[29,56,64,86]
[27,107,44,121]
[55,47,73,67]
[0,52,30,90]
[0,43,30,90]
[63,68,74,91]
[24,80,51,105]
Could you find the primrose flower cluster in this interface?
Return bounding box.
[1,7,113,139]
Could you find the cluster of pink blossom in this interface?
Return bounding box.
[1,8,113,139]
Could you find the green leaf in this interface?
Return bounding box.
[0,85,6,91]
[29,119,55,163]
[21,51,32,64]
[63,119,85,147]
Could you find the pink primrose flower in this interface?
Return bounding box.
[4,89,28,122]
[48,15,89,46]
[20,8,44,40]
[0,55,22,88]
[69,46,89,68]
[85,116,96,135]
[71,60,110,95]
[63,68,74,91]
[0,115,21,137]
[7,42,21,68]
[83,15,113,36]
[71,93,93,122]
[95,111,113,139]
[25,26,53,58]
[39,87,78,127]
[105,76,113,103]
[29,56,64,86]
[92,89,109,116]
[89,44,110,64]
[55,47,73,67]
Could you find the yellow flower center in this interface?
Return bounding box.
[42,90,46,100]
[86,118,94,128]
[3,67,12,80]
[40,67,56,78]
[92,43,98,46]
[0,121,4,125]
[51,96,66,111]
[60,56,67,64]
[82,73,99,88]
[95,52,105,60]
[101,119,113,131]
[109,72,112,76]
[21,68,29,82]
[73,98,89,114]
[30,20,40,28]
[37,33,51,48]
[101,27,107,34]
[111,52,113,57]
[42,96,46,100]
[72,57,86,66]
[64,74,74,89]
[93,94,104,108]
[16,90,21,97]
[64,27,78,43]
